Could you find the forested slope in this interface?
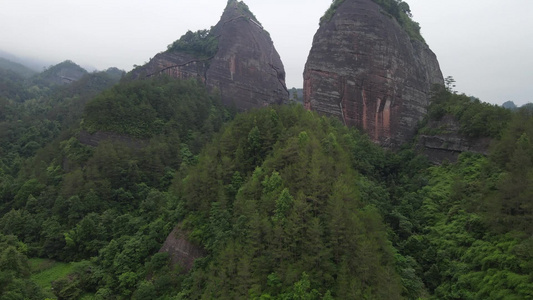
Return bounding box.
[0,70,532,299]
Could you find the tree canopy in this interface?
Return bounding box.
[0,66,532,299]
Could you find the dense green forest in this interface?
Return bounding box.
[1,57,532,299]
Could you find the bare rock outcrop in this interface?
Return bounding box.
[304,0,443,147]
[159,225,205,272]
[131,0,288,110]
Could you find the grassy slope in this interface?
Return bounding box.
[30,258,75,296]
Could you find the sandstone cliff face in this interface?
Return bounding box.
[131,0,288,110]
[304,0,443,147]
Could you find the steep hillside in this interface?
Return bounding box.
[130,0,288,110]
[304,0,443,148]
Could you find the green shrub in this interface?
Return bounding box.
[320,0,425,42]
[167,29,218,59]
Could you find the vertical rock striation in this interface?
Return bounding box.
[304,0,443,147]
[131,0,288,110]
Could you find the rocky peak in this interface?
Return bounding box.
[130,0,288,110]
[304,0,443,148]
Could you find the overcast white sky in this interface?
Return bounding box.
[0,0,532,105]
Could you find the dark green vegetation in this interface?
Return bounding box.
[321,0,424,42]
[320,0,346,25]
[0,67,32,101]
[0,60,122,176]
[1,56,532,299]
[166,0,263,59]
[83,77,227,139]
[167,29,219,59]
[422,84,512,138]
[289,87,303,103]
[372,0,424,42]
[173,106,404,299]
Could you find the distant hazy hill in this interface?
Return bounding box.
[0,57,36,78]
[502,100,532,110]
[502,100,518,110]
[104,67,124,81]
[31,60,88,86]
[0,49,51,71]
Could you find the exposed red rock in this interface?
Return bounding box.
[131,0,288,110]
[159,225,205,272]
[304,0,443,147]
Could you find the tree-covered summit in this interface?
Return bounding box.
[167,29,219,59]
[321,0,425,42]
